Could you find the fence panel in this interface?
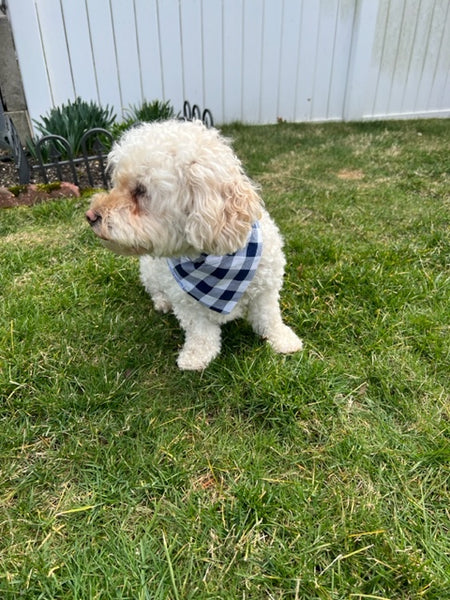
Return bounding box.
[179,0,204,107]
[241,0,264,123]
[259,0,284,123]
[202,0,224,117]
[35,0,76,106]
[135,0,164,102]
[6,0,52,122]
[84,1,122,111]
[222,0,244,123]
[359,0,450,119]
[6,0,450,130]
[157,0,185,110]
[60,0,98,103]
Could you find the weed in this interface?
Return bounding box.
[36,182,61,192]
[8,184,28,196]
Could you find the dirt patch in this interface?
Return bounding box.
[336,168,365,180]
[1,227,71,247]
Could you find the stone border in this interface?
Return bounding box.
[0,181,80,208]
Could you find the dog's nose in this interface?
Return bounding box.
[85,209,101,225]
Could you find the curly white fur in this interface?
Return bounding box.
[86,120,302,370]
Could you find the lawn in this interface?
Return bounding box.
[0,120,449,599]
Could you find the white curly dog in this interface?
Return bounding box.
[86,120,302,370]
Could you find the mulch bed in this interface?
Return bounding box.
[0,181,81,208]
[0,148,107,208]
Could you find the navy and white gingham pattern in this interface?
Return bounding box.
[167,221,263,314]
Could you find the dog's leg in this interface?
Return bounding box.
[175,313,222,370]
[139,256,173,313]
[247,292,303,354]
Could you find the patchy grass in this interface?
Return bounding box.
[1,120,449,599]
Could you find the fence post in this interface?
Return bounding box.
[2,112,31,183]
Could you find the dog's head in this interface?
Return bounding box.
[86,120,262,257]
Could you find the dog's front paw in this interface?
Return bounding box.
[152,292,172,314]
[268,325,303,354]
[177,346,219,371]
[176,323,222,370]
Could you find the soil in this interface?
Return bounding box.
[0,148,108,208]
[0,150,22,188]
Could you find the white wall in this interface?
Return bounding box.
[7,0,450,129]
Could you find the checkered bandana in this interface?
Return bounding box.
[167,221,262,314]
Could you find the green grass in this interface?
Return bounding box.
[1,120,449,599]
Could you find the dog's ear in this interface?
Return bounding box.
[185,161,262,255]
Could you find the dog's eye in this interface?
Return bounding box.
[132,184,147,201]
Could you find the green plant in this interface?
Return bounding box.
[112,99,176,139]
[36,182,61,193]
[8,184,28,196]
[31,97,116,158]
[127,99,176,123]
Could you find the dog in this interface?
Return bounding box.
[86,120,302,370]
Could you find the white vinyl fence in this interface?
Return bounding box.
[6,0,450,130]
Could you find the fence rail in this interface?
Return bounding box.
[32,129,113,188]
[5,101,214,187]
